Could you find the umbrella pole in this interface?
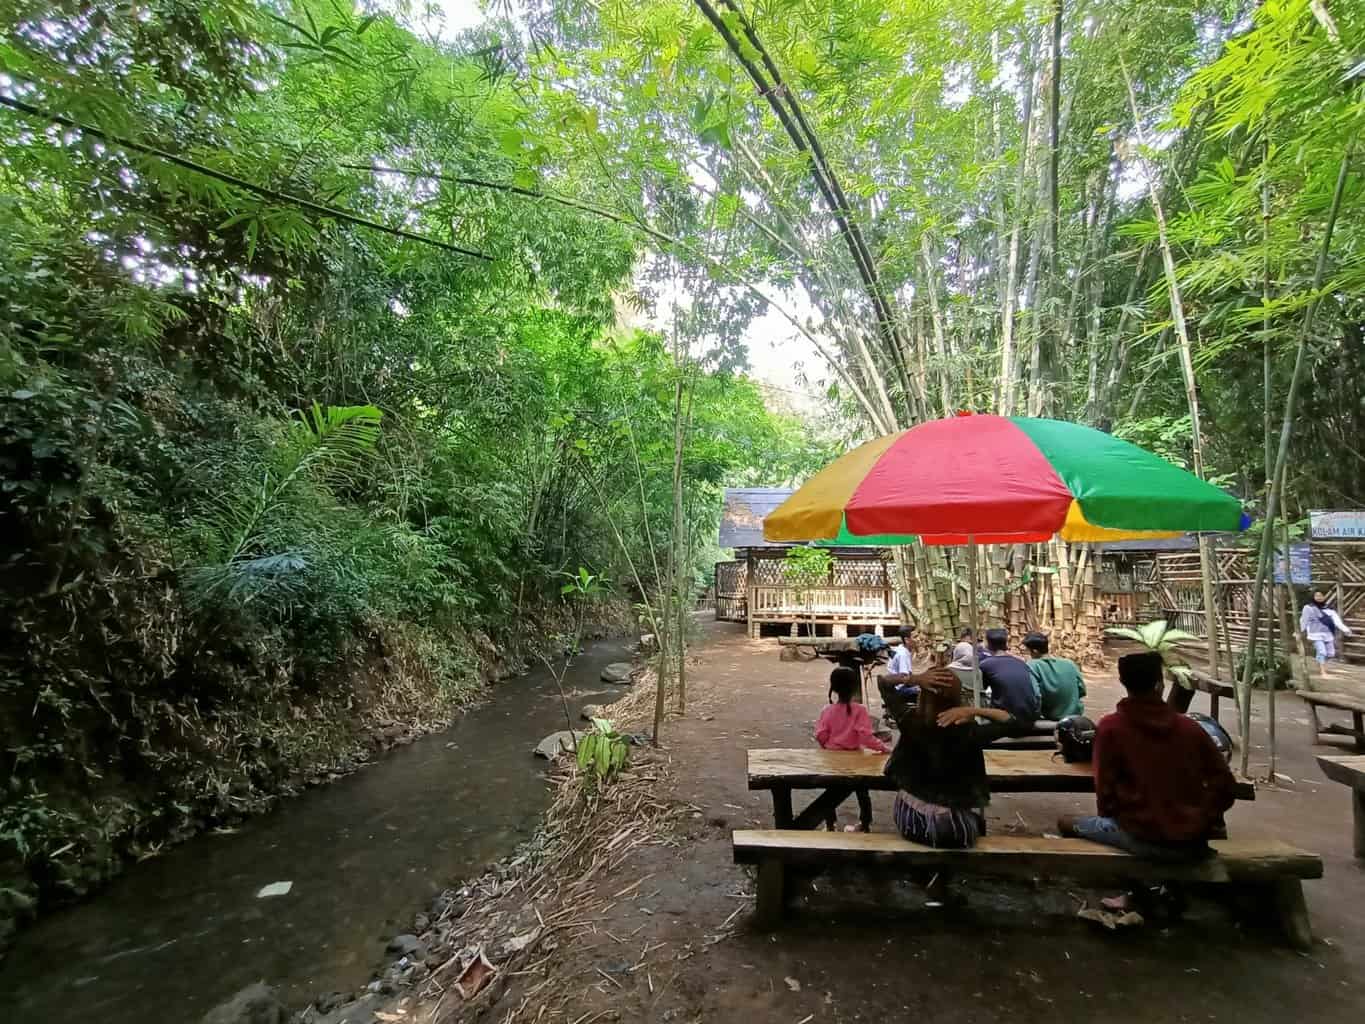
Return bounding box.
[967,539,982,707]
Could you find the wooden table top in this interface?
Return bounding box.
[1316,754,1365,786]
[747,747,1256,800]
[1301,691,1365,714]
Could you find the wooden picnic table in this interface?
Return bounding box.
[1301,691,1365,752]
[747,747,1255,828]
[1316,754,1365,858]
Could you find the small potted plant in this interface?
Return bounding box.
[1103,619,1199,710]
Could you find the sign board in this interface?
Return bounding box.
[1310,509,1365,540]
[1273,544,1312,586]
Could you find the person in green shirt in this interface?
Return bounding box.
[1023,631,1086,720]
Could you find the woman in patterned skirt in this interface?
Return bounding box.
[881,671,1028,849]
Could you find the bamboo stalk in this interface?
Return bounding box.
[1238,145,1352,777]
[1120,57,1220,676]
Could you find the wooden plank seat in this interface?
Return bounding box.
[747,748,1256,827]
[1301,691,1365,752]
[986,718,1058,751]
[1316,755,1365,859]
[732,829,1322,949]
[1187,669,1239,724]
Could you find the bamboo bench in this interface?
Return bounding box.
[732,829,1322,949]
[1301,691,1365,752]
[1316,755,1365,859]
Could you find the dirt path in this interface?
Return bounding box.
[541,619,1363,1024]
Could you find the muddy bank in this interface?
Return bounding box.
[0,636,640,1024]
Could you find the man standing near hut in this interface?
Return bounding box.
[1301,590,1353,670]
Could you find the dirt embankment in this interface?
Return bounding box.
[295,619,1365,1024]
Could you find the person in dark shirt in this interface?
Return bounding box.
[881,670,1029,849]
[977,628,1040,723]
[1059,651,1236,862]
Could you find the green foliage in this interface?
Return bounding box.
[782,546,834,592]
[0,0,821,923]
[576,718,631,784]
[1104,619,1197,686]
[1236,648,1293,691]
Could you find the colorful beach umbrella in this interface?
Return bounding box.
[764,414,1249,545]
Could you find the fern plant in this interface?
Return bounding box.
[1104,619,1197,687]
[576,718,629,784]
[184,403,383,614]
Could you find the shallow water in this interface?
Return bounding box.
[0,640,631,1022]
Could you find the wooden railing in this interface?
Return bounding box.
[715,595,747,622]
[749,585,897,620]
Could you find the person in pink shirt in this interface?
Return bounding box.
[805,666,891,832]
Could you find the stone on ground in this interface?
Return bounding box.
[386,933,424,958]
[200,982,287,1024]
[533,730,583,759]
[601,662,633,683]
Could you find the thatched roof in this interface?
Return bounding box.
[717,488,794,548]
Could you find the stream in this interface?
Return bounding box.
[0,639,632,1023]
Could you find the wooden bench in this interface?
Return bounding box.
[732,829,1323,949]
[1187,669,1239,725]
[747,748,1255,828]
[988,718,1058,751]
[1316,755,1365,859]
[1301,691,1365,752]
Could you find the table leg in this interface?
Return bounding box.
[754,857,785,928]
[1353,786,1365,860]
[1353,711,1364,753]
[1307,703,1322,746]
[1271,879,1313,951]
[1209,692,1220,723]
[772,788,793,829]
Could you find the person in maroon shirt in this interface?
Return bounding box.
[1058,650,1236,862]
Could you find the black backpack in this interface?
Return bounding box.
[1056,715,1096,763]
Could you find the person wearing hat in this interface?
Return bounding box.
[1058,651,1236,863]
[1300,590,1353,669]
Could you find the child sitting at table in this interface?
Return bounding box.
[812,666,890,832]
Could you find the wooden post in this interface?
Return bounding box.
[1271,879,1313,951]
[1352,785,1365,860]
[967,539,982,706]
[772,787,793,829]
[746,549,759,639]
[754,858,786,928]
